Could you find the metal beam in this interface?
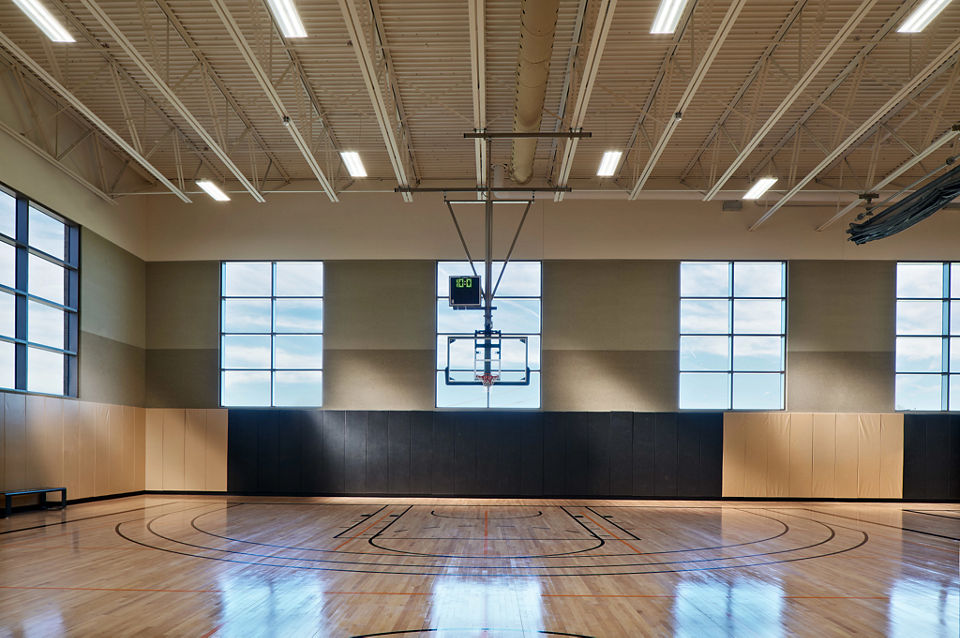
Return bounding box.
[703,0,877,201]
[751,37,960,230]
[553,0,617,202]
[467,0,486,199]
[628,0,747,199]
[337,0,413,202]
[208,0,338,202]
[78,0,264,202]
[0,30,190,202]
[816,127,960,231]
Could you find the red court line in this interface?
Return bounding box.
[199,625,221,638]
[332,509,393,551]
[483,510,488,556]
[581,512,643,554]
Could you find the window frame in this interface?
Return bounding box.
[219,260,325,408]
[0,181,79,397]
[678,260,787,411]
[434,260,542,410]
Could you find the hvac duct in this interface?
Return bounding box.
[511,0,560,184]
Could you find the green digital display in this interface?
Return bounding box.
[449,275,481,307]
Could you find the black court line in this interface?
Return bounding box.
[905,509,960,521]
[352,630,593,638]
[585,506,641,541]
[430,509,543,520]
[333,505,389,538]
[799,508,960,542]
[0,502,204,537]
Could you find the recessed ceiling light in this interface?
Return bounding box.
[596,151,622,177]
[265,0,307,38]
[898,0,953,33]
[340,151,367,178]
[196,180,231,201]
[743,177,778,200]
[651,0,691,34]
[12,0,74,43]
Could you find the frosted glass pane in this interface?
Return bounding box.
[437,300,484,334]
[223,262,271,296]
[0,242,14,288]
[275,262,323,296]
[733,373,783,409]
[733,299,784,334]
[274,298,323,333]
[274,335,323,369]
[436,370,488,408]
[733,262,784,297]
[222,335,271,369]
[0,291,14,338]
[221,371,270,406]
[28,301,63,348]
[0,190,14,238]
[681,262,729,297]
[28,207,64,259]
[493,299,540,333]
[0,340,13,389]
[28,254,64,303]
[679,373,730,409]
[680,336,730,371]
[222,299,271,333]
[895,374,942,410]
[950,376,960,411]
[733,336,783,371]
[896,337,943,373]
[680,299,729,334]
[896,300,942,335]
[488,372,541,408]
[274,371,322,406]
[27,347,62,395]
[897,263,942,298]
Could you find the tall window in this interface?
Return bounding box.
[436,261,541,408]
[220,261,323,407]
[679,261,786,410]
[895,262,960,411]
[0,185,78,396]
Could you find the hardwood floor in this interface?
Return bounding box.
[1,496,957,637]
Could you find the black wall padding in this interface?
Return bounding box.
[227,410,723,498]
[903,414,960,500]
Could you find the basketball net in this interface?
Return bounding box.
[478,373,499,388]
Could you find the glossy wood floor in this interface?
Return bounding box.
[1,496,958,637]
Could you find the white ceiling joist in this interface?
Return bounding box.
[751,35,960,230]
[468,0,486,199]
[628,0,747,200]
[78,0,265,202]
[703,0,878,201]
[554,0,617,202]
[816,127,960,231]
[337,0,413,202]
[0,30,190,203]
[209,0,338,203]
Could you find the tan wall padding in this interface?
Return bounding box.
[0,391,145,500]
[143,408,228,492]
[722,412,904,498]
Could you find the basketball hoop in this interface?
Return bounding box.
[478,372,499,388]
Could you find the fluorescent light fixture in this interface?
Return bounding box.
[196,180,231,201]
[596,150,622,177]
[265,0,307,38]
[898,0,953,32]
[743,176,778,200]
[340,151,367,178]
[11,0,74,42]
[651,0,691,34]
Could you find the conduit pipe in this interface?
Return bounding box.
[511,0,560,184]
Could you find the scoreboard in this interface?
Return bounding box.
[449,275,481,308]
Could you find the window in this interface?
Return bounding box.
[436,261,541,408]
[679,261,785,410]
[0,184,79,396]
[220,261,323,407]
[894,262,960,411]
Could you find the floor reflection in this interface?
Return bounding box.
[673,578,784,638]
[428,577,543,636]
[888,578,960,638]
[215,572,328,638]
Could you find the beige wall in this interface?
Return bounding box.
[144,409,227,491]
[723,412,903,498]
[0,391,144,499]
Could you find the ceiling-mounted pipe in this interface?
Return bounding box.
[511,0,560,184]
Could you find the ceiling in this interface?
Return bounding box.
[1,0,959,226]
